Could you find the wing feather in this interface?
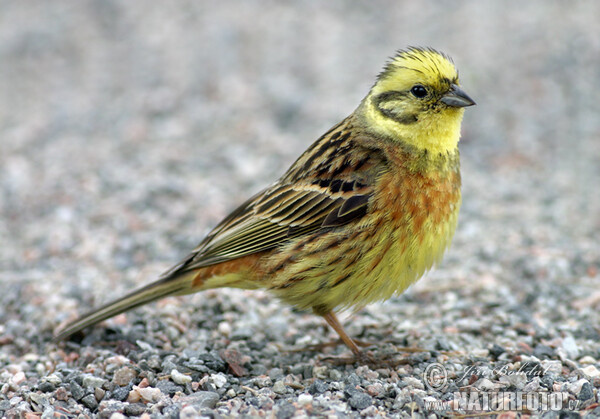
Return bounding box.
[165,117,386,275]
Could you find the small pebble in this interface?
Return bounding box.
[541,360,562,375]
[312,366,328,379]
[124,403,147,416]
[578,382,594,401]
[308,379,327,394]
[28,392,47,410]
[579,356,597,365]
[211,373,227,389]
[105,355,129,368]
[250,364,267,376]
[137,386,162,403]
[162,404,182,417]
[179,406,198,418]
[471,348,489,358]
[111,386,131,402]
[348,392,372,410]
[113,367,137,387]
[94,387,105,401]
[136,341,154,352]
[44,374,63,386]
[302,365,313,379]
[356,366,378,380]
[269,368,284,380]
[562,336,580,359]
[38,382,55,393]
[138,377,151,388]
[474,378,497,391]
[329,370,343,381]
[254,376,273,388]
[82,375,106,389]
[128,385,161,403]
[69,381,85,401]
[567,379,589,395]
[366,383,384,397]
[127,389,141,404]
[231,327,253,340]
[499,373,527,389]
[178,391,219,409]
[81,394,99,410]
[276,403,297,419]
[12,372,26,385]
[533,344,555,359]
[55,387,69,402]
[345,373,361,387]
[6,364,21,374]
[580,365,600,379]
[171,369,192,385]
[273,381,287,395]
[156,380,182,397]
[218,322,231,336]
[523,377,540,392]
[297,393,313,406]
[283,374,303,389]
[402,377,424,390]
[360,405,379,417]
[489,344,506,358]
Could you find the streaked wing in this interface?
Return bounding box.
[164,117,384,276]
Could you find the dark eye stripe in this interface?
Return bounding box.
[373,90,408,105]
[372,91,419,125]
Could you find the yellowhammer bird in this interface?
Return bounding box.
[55,47,475,355]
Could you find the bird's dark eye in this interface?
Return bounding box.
[410,85,428,98]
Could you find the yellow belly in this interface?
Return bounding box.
[267,156,461,314]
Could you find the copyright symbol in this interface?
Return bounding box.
[423,363,448,391]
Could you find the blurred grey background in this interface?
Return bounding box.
[1,0,599,339]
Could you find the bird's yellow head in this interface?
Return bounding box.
[362,47,475,156]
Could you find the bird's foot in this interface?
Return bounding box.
[318,349,411,367]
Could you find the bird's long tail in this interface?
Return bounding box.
[53,270,198,341]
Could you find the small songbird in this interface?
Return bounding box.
[55,47,475,356]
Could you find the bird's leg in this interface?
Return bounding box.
[319,312,407,367]
[322,311,361,356]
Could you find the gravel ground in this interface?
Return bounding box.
[1,1,600,418]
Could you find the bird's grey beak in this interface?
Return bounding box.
[441,84,476,107]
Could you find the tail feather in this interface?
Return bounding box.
[53,271,197,341]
